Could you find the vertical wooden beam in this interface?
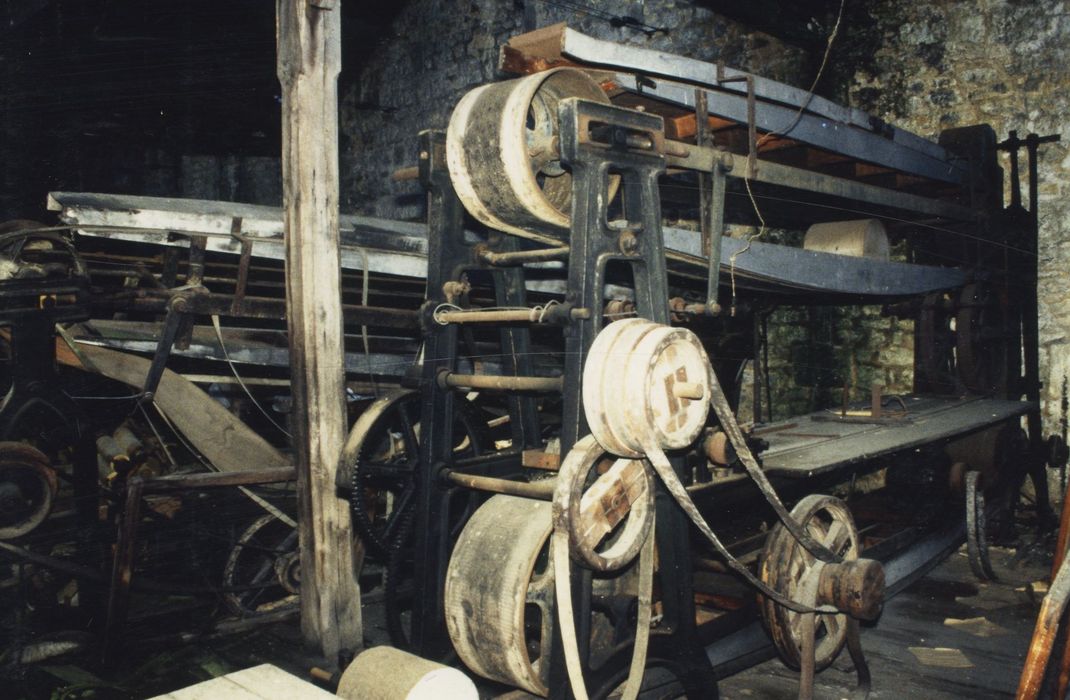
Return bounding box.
[276,0,361,661]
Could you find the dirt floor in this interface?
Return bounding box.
[1,537,1056,699]
[719,543,1053,699]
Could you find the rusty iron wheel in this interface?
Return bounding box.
[342,388,486,559]
[0,442,57,540]
[222,513,299,616]
[758,494,861,672]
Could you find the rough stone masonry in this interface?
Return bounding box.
[338,0,1070,503]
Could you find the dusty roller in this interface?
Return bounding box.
[445,494,556,696]
[446,67,617,242]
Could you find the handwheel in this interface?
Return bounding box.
[222,513,299,616]
[0,442,57,540]
[446,67,619,242]
[556,433,654,573]
[341,389,486,559]
[758,494,861,672]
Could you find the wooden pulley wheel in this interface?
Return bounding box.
[446,68,618,242]
[445,495,555,696]
[554,433,655,572]
[759,494,861,672]
[0,442,57,540]
[583,319,711,458]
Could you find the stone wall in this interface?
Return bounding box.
[341,1,1070,499]
[338,0,808,219]
[846,0,1070,495]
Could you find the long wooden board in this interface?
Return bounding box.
[56,341,289,472]
[759,396,1032,478]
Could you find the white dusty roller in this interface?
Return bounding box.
[803,218,890,260]
[446,67,618,242]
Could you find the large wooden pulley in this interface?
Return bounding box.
[446,67,617,242]
[758,495,870,671]
[0,442,57,540]
[445,495,555,695]
[554,433,654,572]
[583,319,712,458]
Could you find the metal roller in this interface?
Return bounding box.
[446,67,617,241]
[445,495,554,696]
[583,318,712,458]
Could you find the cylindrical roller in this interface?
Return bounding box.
[337,646,478,700]
[445,495,554,695]
[803,219,890,260]
[0,442,57,540]
[446,68,616,242]
[583,319,712,458]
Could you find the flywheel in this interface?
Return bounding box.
[446,67,618,242]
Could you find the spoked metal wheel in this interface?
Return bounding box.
[222,513,299,616]
[0,442,57,540]
[342,388,488,560]
[758,495,861,672]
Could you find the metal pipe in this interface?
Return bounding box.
[444,471,556,500]
[437,371,563,392]
[435,306,589,324]
[477,246,570,266]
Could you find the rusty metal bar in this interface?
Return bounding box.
[444,470,556,500]
[437,371,562,392]
[102,476,144,665]
[434,306,588,324]
[139,466,295,494]
[121,289,420,329]
[476,245,570,266]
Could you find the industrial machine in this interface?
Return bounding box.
[9,23,1061,699]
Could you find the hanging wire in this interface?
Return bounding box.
[729,0,847,314]
[211,314,292,439]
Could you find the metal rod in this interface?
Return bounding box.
[435,307,588,324]
[437,371,563,392]
[666,141,979,222]
[477,246,571,266]
[444,471,556,500]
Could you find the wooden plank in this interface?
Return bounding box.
[58,343,289,473]
[151,676,264,700]
[276,0,362,660]
[760,397,1033,477]
[227,664,336,699]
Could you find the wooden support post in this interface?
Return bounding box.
[276,0,361,662]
